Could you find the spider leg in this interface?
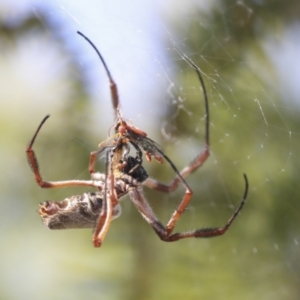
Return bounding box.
[144,65,209,193]
[26,115,101,189]
[92,150,120,247]
[89,146,113,175]
[130,174,248,242]
[77,31,119,117]
[129,182,194,237]
[144,147,208,192]
[150,153,195,235]
[128,186,166,238]
[164,174,249,241]
[92,173,116,247]
[92,194,115,247]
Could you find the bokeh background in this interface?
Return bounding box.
[1,0,300,299]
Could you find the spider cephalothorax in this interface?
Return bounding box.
[26,31,249,248]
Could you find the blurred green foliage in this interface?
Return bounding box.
[1,1,300,300]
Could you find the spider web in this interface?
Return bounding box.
[0,0,300,300]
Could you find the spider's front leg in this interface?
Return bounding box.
[26,115,101,189]
[26,115,52,188]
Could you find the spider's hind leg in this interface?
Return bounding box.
[129,174,249,242]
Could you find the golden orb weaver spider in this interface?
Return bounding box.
[26,31,249,248]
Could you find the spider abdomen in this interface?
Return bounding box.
[38,192,121,230]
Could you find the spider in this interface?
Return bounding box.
[38,148,148,231]
[26,31,249,248]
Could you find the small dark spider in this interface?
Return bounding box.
[26,31,249,248]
